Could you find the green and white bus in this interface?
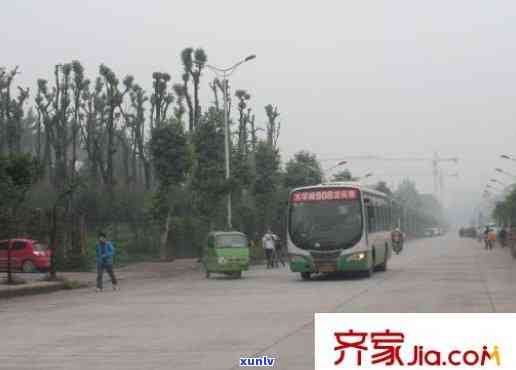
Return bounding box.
[287,182,399,280]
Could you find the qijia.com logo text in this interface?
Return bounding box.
[333,329,501,367]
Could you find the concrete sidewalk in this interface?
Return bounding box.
[0,258,200,299]
[0,280,64,299]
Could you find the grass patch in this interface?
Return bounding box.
[62,280,82,290]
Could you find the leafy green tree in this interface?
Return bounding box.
[419,194,445,220]
[394,179,422,209]
[149,121,190,260]
[0,154,40,282]
[374,181,392,195]
[0,154,41,210]
[493,188,516,226]
[284,150,322,189]
[191,108,226,231]
[172,83,187,123]
[254,140,281,229]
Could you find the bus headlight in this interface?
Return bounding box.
[347,253,366,262]
[218,257,227,264]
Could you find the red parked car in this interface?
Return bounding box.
[0,239,52,273]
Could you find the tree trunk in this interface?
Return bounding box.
[160,211,172,261]
[48,207,58,280]
[184,80,194,132]
[193,79,200,130]
[143,160,151,191]
[106,107,115,197]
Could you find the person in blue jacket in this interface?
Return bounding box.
[96,232,118,292]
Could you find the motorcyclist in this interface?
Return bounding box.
[484,227,496,250]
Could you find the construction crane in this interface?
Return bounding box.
[319,152,459,202]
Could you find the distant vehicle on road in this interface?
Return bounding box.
[424,228,435,237]
[459,227,477,238]
[425,227,444,237]
[0,239,52,272]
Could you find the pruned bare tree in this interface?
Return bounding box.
[264,104,280,150]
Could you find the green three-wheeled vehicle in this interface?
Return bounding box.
[202,231,250,279]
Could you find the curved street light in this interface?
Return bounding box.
[490,178,507,186]
[486,184,503,193]
[306,160,348,182]
[501,154,516,162]
[200,54,256,230]
[356,172,374,181]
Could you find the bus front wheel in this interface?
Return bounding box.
[365,256,374,278]
[301,272,311,281]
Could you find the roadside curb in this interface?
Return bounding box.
[0,281,65,299]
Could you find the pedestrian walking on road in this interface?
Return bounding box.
[262,229,276,269]
[483,227,490,250]
[96,232,118,292]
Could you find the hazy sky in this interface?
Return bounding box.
[3,1,516,223]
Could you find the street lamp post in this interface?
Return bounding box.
[356,172,374,181]
[486,184,502,192]
[501,154,516,162]
[323,160,347,181]
[201,54,256,230]
[305,160,347,182]
[490,179,507,187]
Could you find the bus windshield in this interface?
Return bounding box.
[289,189,363,250]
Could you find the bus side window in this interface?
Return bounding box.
[375,205,382,231]
[378,206,384,231]
[367,205,375,233]
[383,206,388,231]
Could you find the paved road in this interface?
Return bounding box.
[2,234,516,370]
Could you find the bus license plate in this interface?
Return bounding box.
[318,264,337,273]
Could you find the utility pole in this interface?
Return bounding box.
[432,152,459,204]
[433,152,439,198]
[319,153,458,201]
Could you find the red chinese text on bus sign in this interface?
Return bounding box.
[291,189,358,203]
